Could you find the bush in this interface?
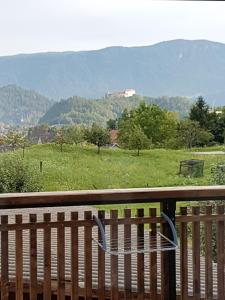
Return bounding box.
[211,162,225,185]
[0,155,42,193]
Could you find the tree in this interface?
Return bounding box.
[178,120,201,150]
[85,123,110,154]
[118,102,178,148]
[189,96,209,129]
[178,120,213,149]
[196,129,213,147]
[106,119,118,130]
[65,125,85,145]
[5,131,24,150]
[0,155,42,193]
[21,136,31,158]
[55,128,70,152]
[207,108,225,144]
[118,124,150,155]
[0,135,5,145]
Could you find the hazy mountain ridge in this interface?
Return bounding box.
[0,39,225,104]
[39,94,192,126]
[0,85,53,126]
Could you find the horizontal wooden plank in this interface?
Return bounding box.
[1,214,225,231]
[0,186,225,208]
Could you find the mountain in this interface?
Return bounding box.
[0,39,225,104]
[39,94,192,127]
[0,85,53,126]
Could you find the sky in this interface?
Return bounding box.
[0,0,225,56]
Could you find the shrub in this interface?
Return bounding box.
[0,155,42,193]
[211,162,225,185]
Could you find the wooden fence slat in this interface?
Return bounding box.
[43,213,51,300]
[71,211,79,300]
[150,208,157,299]
[57,212,65,300]
[192,206,200,300]
[137,208,144,300]
[15,214,23,300]
[84,211,92,300]
[98,210,105,300]
[1,215,9,300]
[217,205,224,300]
[29,214,37,300]
[124,209,132,300]
[110,210,118,300]
[205,206,213,300]
[3,214,225,231]
[180,207,188,300]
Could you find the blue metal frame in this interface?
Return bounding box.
[93,211,177,253]
[160,211,177,246]
[93,215,107,251]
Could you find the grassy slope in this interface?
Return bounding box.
[5,144,223,214]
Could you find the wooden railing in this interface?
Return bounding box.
[0,186,224,299]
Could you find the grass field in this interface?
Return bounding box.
[2,144,225,214]
[18,144,225,189]
[10,143,225,191]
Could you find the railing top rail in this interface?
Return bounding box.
[0,186,225,209]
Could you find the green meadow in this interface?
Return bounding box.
[12,144,225,190]
[2,144,225,214]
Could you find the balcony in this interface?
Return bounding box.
[0,186,224,299]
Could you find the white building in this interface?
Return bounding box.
[106,89,136,98]
[124,89,136,97]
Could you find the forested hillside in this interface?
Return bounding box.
[39,94,192,126]
[0,85,53,126]
[0,40,225,103]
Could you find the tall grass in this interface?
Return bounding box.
[7,143,225,192]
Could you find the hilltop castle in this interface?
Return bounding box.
[105,89,136,98]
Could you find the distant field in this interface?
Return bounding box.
[7,144,225,191]
[8,143,225,190]
[2,144,225,213]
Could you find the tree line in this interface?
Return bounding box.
[1,96,225,156]
[114,96,225,154]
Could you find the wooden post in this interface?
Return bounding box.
[192,207,200,299]
[29,214,37,300]
[1,215,9,300]
[180,207,188,300]
[98,210,106,300]
[110,210,118,300]
[137,208,145,300]
[161,200,176,300]
[40,161,43,172]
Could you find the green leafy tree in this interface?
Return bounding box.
[177,120,212,150]
[85,123,110,154]
[0,155,42,193]
[55,128,70,152]
[208,108,225,144]
[106,119,118,130]
[65,125,85,145]
[196,129,213,147]
[5,132,24,150]
[189,96,209,129]
[118,124,150,155]
[118,102,178,148]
